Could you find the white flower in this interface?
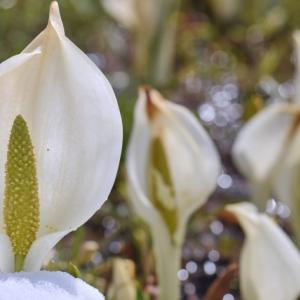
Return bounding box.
[209,0,240,21]
[0,1,122,272]
[126,87,220,299]
[0,271,104,300]
[101,0,157,31]
[232,102,298,203]
[107,258,136,300]
[232,32,300,241]
[226,202,300,300]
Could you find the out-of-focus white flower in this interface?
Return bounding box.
[232,32,300,242]
[127,87,220,243]
[101,0,156,31]
[107,258,136,300]
[232,102,299,204]
[126,87,220,299]
[101,0,180,85]
[210,0,240,21]
[0,1,122,272]
[0,271,104,300]
[226,202,300,300]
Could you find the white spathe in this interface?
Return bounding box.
[126,87,220,244]
[0,2,122,272]
[0,271,104,300]
[232,102,300,209]
[227,202,300,300]
[232,103,297,184]
[126,87,220,299]
[101,0,157,31]
[232,32,300,214]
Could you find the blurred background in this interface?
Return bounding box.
[1,0,299,299]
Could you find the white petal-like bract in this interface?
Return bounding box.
[127,87,220,243]
[232,32,300,222]
[232,103,297,184]
[231,36,300,241]
[227,202,300,300]
[126,87,220,299]
[232,102,300,208]
[0,271,104,300]
[101,0,157,33]
[0,2,122,271]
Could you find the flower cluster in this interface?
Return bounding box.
[1,1,300,300]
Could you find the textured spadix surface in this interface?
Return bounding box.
[0,271,104,300]
[0,1,122,272]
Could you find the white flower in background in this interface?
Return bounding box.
[101,0,180,85]
[0,1,122,272]
[0,271,104,300]
[126,87,220,299]
[101,0,156,31]
[107,258,136,300]
[226,202,300,300]
[209,0,240,21]
[232,102,298,204]
[232,32,300,242]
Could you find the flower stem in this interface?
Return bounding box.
[149,0,181,86]
[152,232,182,300]
[14,254,25,272]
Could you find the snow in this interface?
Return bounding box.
[0,271,105,300]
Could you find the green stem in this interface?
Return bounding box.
[149,0,181,86]
[134,0,181,86]
[14,254,25,272]
[152,230,182,300]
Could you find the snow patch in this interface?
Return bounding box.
[0,271,104,300]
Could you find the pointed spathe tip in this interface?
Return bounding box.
[138,85,151,101]
[138,86,167,119]
[48,1,65,35]
[50,1,59,12]
[226,202,257,216]
[138,85,159,120]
